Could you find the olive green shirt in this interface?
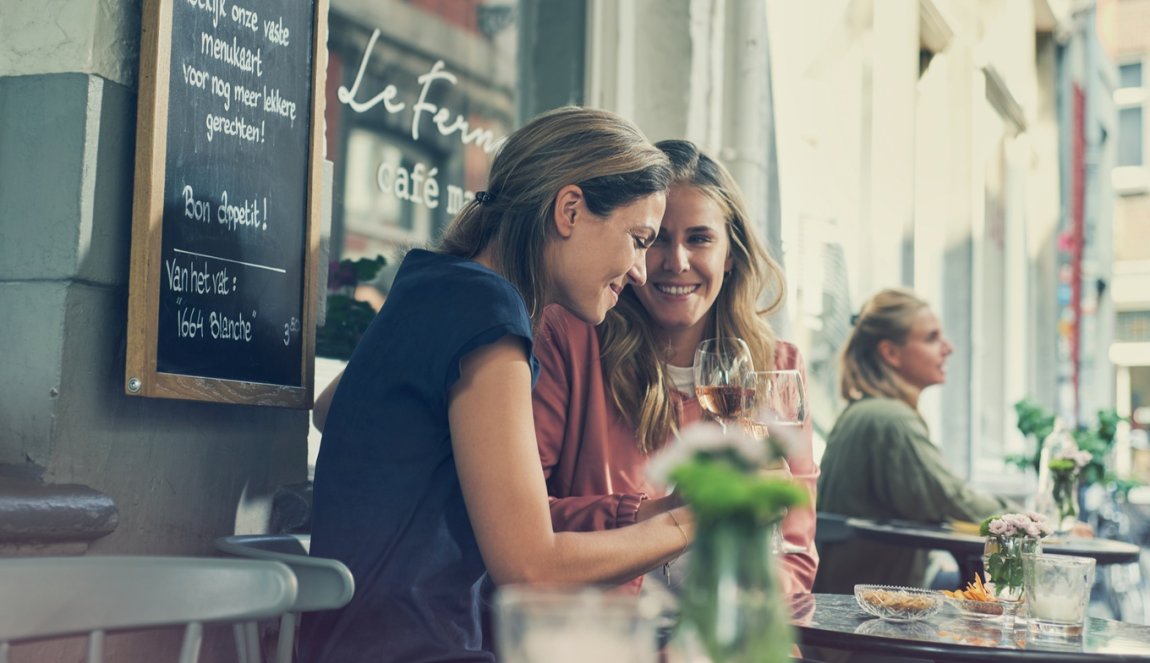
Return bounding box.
[814,397,1015,593]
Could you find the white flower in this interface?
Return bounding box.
[646,422,767,485]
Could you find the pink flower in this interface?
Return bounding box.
[983,512,1050,540]
[646,422,768,485]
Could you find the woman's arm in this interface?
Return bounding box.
[878,410,1016,522]
[533,307,658,531]
[312,370,344,433]
[450,336,692,586]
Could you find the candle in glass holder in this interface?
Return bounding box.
[1029,592,1084,623]
[1022,553,1095,638]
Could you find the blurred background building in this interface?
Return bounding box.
[767,0,1117,497]
[1099,0,1150,482]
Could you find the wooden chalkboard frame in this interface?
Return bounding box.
[126,0,328,408]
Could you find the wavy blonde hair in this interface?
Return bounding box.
[598,140,786,452]
[839,288,929,406]
[438,106,672,323]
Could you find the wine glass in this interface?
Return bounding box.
[741,370,806,443]
[741,369,808,555]
[692,338,754,433]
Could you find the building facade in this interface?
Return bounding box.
[767,0,1115,490]
[1099,0,1150,478]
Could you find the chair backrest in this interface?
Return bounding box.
[215,535,354,663]
[815,511,857,546]
[0,556,297,663]
[215,534,354,613]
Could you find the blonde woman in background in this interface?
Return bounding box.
[814,288,1016,593]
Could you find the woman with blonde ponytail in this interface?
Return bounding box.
[532,140,819,594]
[814,287,1016,593]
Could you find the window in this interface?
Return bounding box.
[1119,107,1144,167]
[1120,62,1143,90]
[1114,59,1147,190]
[1117,310,1150,343]
[326,0,523,265]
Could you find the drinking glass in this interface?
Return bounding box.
[494,585,658,663]
[740,370,806,446]
[1022,553,1096,638]
[692,338,754,433]
[740,369,807,555]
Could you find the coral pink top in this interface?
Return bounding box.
[532,305,819,593]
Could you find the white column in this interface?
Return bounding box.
[865,0,919,293]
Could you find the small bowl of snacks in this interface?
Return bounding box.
[944,596,1021,621]
[941,575,1021,621]
[854,584,944,622]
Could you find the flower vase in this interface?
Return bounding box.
[1050,469,1081,535]
[677,516,792,663]
[981,535,1041,602]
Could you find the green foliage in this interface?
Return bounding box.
[1071,410,1121,486]
[315,256,387,361]
[1013,399,1057,474]
[1111,476,1142,501]
[315,297,377,360]
[670,459,807,524]
[978,514,997,537]
[984,544,1028,591]
[1010,398,1133,489]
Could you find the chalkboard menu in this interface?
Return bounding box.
[126,0,328,407]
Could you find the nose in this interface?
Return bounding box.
[663,243,689,273]
[627,258,647,287]
[941,336,954,356]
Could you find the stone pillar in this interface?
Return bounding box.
[1,3,307,660]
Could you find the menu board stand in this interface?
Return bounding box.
[126,0,328,408]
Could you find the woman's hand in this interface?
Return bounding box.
[759,458,793,482]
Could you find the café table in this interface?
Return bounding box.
[846,517,1141,581]
[791,593,1150,662]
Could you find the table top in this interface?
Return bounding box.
[791,593,1150,662]
[846,518,1141,565]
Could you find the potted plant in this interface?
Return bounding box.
[648,423,806,663]
[315,255,387,361]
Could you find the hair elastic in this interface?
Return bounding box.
[474,191,494,205]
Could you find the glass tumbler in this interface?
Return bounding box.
[494,585,658,663]
[1022,553,1096,638]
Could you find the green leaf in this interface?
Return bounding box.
[350,255,387,282]
[671,460,807,523]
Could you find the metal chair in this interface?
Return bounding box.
[0,555,297,663]
[215,534,354,663]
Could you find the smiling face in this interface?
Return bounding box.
[880,307,954,391]
[632,184,733,358]
[547,186,665,325]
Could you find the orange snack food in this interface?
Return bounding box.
[940,573,997,603]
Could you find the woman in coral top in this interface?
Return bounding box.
[532,140,818,594]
